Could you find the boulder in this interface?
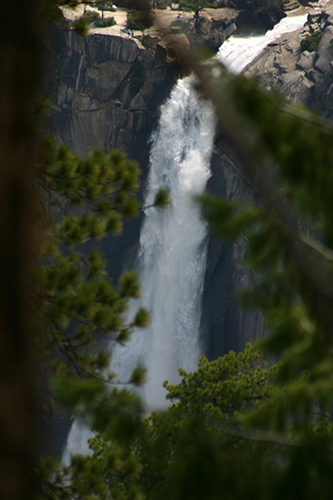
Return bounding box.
[297,50,316,70]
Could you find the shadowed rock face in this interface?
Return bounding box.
[201,4,333,359]
[200,129,266,360]
[41,25,178,159]
[41,22,183,281]
[218,0,283,8]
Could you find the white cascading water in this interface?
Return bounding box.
[111,77,216,410]
[217,14,307,73]
[63,12,307,459]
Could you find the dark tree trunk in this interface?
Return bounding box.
[0,1,41,498]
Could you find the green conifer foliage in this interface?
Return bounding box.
[126,9,154,32]
[178,0,214,27]
[38,345,279,500]
[164,345,276,424]
[182,56,333,499]
[34,136,150,387]
[46,345,333,500]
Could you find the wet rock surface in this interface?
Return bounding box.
[201,132,266,359]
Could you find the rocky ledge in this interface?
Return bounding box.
[41,23,179,159]
[171,5,286,50]
[245,3,333,118]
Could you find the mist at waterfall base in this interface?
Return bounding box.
[63,13,307,460]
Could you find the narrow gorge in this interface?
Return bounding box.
[41,1,333,456]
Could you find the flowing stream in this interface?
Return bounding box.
[63,12,307,460]
[217,14,307,73]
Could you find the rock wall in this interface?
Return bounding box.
[200,130,266,359]
[201,4,333,359]
[41,22,181,280]
[41,25,178,158]
[218,0,283,8]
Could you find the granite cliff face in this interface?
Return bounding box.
[41,23,182,284]
[42,25,178,158]
[201,133,266,359]
[202,4,333,359]
[173,5,285,51]
[42,4,333,374]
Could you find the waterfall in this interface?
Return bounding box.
[114,13,308,410]
[63,12,307,459]
[112,76,216,410]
